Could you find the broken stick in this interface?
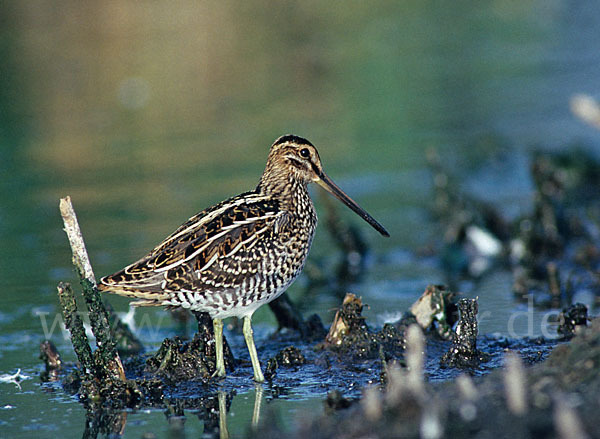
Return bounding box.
[59,196,125,382]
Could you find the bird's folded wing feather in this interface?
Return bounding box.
[99,192,286,292]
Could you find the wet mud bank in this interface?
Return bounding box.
[43,146,600,437]
[43,278,567,437]
[252,316,599,439]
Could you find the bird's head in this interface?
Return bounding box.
[261,134,389,237]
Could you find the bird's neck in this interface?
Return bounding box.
[257,171,312,212]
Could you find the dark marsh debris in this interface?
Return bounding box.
[440,298,490,369]
[427,147,511,281]
[557,302,589,340]
[322,293,405,360]
[268,292,327,341]
[273,346,306,367]
[39,340,62,381]
[146,335,218,383]
[429,147,600,311]
[324,293,370,349]
[264,346,307,380]
[511,150,600,309]
[144,312,236,383]
[325,390,358,413]
[320,287,461,367]
[252,318,600,439]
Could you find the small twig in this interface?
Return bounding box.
[60,196,96,285]
[59,196,125,382]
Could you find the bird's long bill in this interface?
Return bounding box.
[315,171,390,237]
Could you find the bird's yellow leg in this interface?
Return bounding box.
[217,390,229,439]
[212,318,226,378]
[243,315,265,383]
[251,383,264,428]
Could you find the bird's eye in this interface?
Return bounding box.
[300,148,310,158]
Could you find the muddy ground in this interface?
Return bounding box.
[45,149,600,438]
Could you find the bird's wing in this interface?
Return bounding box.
[98,191,286,296]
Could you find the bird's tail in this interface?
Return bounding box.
[97,280,170,307]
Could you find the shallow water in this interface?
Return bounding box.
[1,1,600,437]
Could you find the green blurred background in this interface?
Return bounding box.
[1,1,600,437]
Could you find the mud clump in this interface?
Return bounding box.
[325,390,358,413]
[264,346,307,380]
[275,346,306,366]
[441,298,490,368]
[79,376,143,409]
[323,293,404,360]
[322,287,460,363]
[146,312,236,383]
[557,303,589,339]
[324,293,371,350]
[39,340,62,382]
[145,336,212,382]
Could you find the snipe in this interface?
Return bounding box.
[99,135,389,382]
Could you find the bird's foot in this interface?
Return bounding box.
[212,366,226,379]
[252,369,265,383]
